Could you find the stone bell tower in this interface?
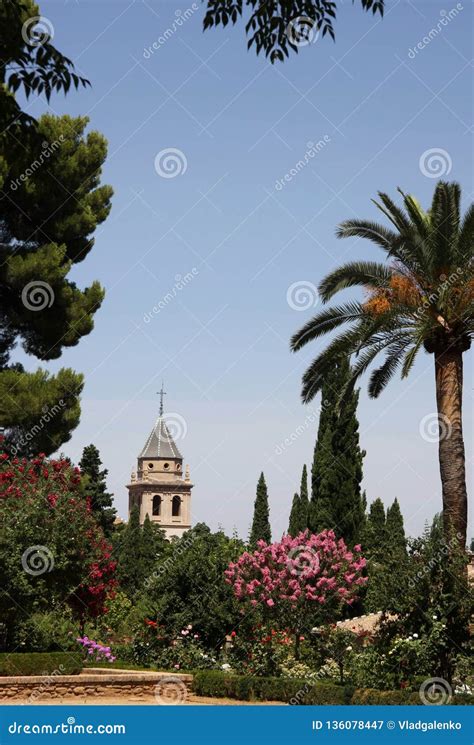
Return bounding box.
[127,386,193,539]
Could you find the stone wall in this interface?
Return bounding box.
[0,671,193,703]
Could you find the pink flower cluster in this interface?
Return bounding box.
[225,530,367,611]
[76,636,116,663]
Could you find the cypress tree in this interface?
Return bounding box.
[309,357,365,543]
[299,464,309,530]
[116,505,144,598]
[79,444,116,535]
[249,472,271,549]
[142,513,167,578]
[288,493,301,537]
[386,498,406,555]
[363,498,387,558]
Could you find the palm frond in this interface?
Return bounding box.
[318,261,393,302]
[290,302,364,352]
[368,348,404,398]
[336,220,398,252]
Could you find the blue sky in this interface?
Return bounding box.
[24,0,473,540]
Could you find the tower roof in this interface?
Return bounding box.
[139,416,182,460]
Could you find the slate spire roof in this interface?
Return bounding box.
[139,416,182,460]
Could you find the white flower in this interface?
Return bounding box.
[408,636,412,640]
[346,646,352,652]
[432,614,438,620]
[413,633,418,638]
[221,663,231,671]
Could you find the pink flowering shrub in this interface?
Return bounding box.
[225,530,367,653]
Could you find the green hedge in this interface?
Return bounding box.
[193,672,471,705]
[0,652,82,677]
[193,671,347,704]
[351,689,420,705]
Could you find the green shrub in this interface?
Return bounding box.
[352,688,420,705]
[0,652,82,676]
[192,671,346,703]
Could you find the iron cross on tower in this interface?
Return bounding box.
[157,383,167,416]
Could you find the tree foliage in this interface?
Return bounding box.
[0,448,117,648]
[145,523,245,648]
[0,114,112,455]
[249,472,271,549]
[309,356,365,544]
[226,530,367,652]
[79,444,116,536]
[291,182,473,547]
[202,0,384,63]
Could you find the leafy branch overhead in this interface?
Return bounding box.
[2,0,89,103]
[202,0,384,62]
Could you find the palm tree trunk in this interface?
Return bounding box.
[434,348,467,548]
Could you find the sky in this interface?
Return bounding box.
[21,0,473,541]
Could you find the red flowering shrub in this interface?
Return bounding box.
[0,449,116,648]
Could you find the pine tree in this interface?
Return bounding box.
[309,357,365,543]
[1,108,112,456]
[288,493,301,537]
[249,472,271,549]
[79,444,116,536]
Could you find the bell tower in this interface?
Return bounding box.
[127,386,193,539]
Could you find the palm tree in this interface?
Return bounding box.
[291,182,473,548]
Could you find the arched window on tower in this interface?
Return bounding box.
[152,495,162,517]
[172,495,181,517]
